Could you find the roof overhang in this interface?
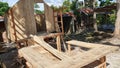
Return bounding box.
[94,3,117,13]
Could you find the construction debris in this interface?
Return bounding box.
[0,0,119,68]
[18,35,119,68]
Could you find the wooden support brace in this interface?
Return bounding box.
[56,35,61,51]
[68,44,71,54]
[99,56,106,68]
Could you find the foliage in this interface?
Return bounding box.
[51,5,59,11]
[34,3,40,8]
[84,0,93,8]
[35,10,44,14]
[0,2,9,16]
[62,0,71,12]
[97,0,116,25]
[34,3,44,14]
[70,0,81,22]
[99,0,113,7]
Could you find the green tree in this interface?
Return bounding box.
[70,0,82,17]
[35,10,44,14]
[51,5,59,10]
[99,0,113,7]
[34,3,44,14]
[97,0,115,25]
[84,0,94,8]
[62,0,71,12]
[0,2,9,16]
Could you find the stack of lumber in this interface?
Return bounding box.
[19,35,119,68]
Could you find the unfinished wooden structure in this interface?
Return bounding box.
[19,35,119,68]
[5,0,63,42]
[4,0,119,68]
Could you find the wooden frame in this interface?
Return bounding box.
[66,40,118,68]
[19,36,119,68]
[5,0,57,42]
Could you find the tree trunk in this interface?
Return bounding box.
[114,0,120,37]
[93,12,98,32]
[93,0,98,32]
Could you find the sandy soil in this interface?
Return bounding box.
[101,38,120,68]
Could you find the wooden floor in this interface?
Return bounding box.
[18,35,119,68]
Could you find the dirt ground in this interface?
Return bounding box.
[101,38,120,68]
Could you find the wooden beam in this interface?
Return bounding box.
[56,35,61,51]
[66,40,98,48]
[19,45,56,68]
[10,8,17,42]
[67,44,71,54]
[34,0,44,3]
[32,35,73,61]
[51,41,119,68]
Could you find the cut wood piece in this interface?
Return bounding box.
[56,35,61,51]
[66,40,113,48]
[19,45,57,68]
[68,44,71,53]
[32,35,73,61]
[26,62,32,68]
[51,42,119,68]
[37,32,63,39]
[99,56,106,68]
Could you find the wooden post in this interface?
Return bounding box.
[68,44,71,54]
[99,56,106,68]
[56,35,61,51]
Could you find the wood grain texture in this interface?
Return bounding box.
[19,38,119,68]
[44,3,55,32]
[19,45,56,68]
[53,40,119,68]
[33,36,73,61]
[5,0,37,41]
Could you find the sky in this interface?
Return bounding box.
[0,0,64,11]
[0,0,116,11]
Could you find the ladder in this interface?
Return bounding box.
[53,10,64,33]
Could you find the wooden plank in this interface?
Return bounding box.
[32,35,73,61]
[71,45,118,68]
[10,8,17,42]
[50,43,119,68]
[41,33,63,39]
[23,0,37,35]
[19,45,57,68]
[56,35,61,51]
[66,40,110,48]
[19,48,43,68]
[68,44,71,53]
[6,0,37,41]
[44,3,55,32]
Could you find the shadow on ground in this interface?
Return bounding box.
[64,29,113,43]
